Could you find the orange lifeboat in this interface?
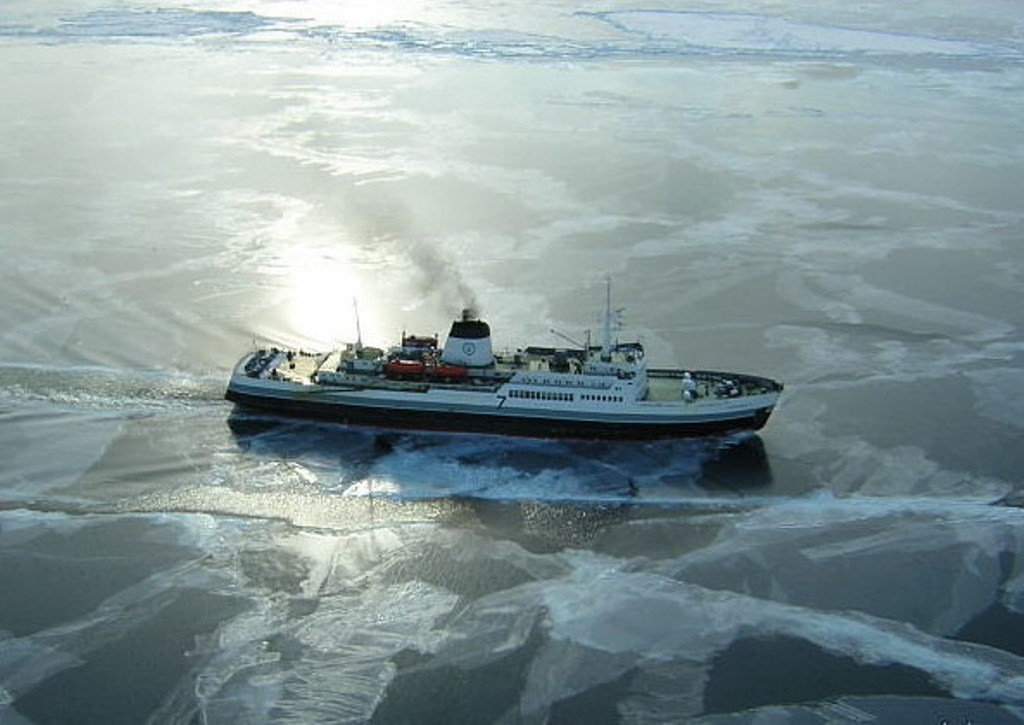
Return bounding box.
[431,364,468,379]
[385,359,426,378]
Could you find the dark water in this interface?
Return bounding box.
[2,1,1024,722]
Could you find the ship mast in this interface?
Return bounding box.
[601,276,612,361]
[353,297,363,351]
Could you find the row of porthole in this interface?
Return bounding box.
[508,390,625,403]
[509,389,574,401]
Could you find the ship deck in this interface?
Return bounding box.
[255,348,779,405]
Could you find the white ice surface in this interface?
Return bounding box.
[594,11,1016,59]
[391,542,1024,720]
[660,496,1024,635]
[0,512,229,708]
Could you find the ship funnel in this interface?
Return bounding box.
[441,311,493,367]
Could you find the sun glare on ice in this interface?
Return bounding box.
[266,0,429,29]
[284,247,364,348]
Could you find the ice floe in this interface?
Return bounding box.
[588,11,1020,60]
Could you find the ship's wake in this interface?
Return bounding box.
[0,361,227,414]
[224,410,775,506]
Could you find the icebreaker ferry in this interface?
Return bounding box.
[226,284,783,439]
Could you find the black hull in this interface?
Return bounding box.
[224,388,773,441]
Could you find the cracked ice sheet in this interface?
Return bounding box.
[403,541,1024,721]
[766,390,1013,502]
[967,367,1024,430]
[0,408,123,497]
[657,497,1024,636]
[193,524,459,723]
[525,551,1024,720]
[193,526,571,723]
[0,510,236,717]
[593,11,1010,59]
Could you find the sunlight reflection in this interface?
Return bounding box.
[268,0,427,29]
[284,244,363,348]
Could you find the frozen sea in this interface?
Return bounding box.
[2,0,1024,722]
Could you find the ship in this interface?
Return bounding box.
[225,284,783,440]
